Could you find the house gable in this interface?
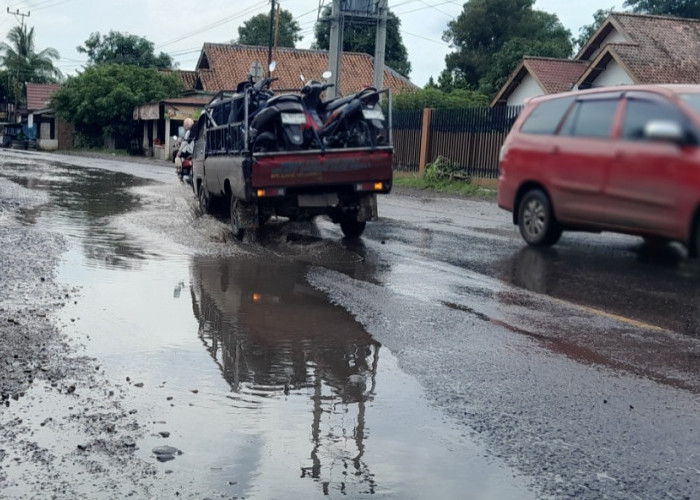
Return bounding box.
[506,73,544,106]
[577,16,633,61]
[491,57,587,107]
[577,46,636,89]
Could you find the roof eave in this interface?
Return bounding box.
[575,15,631,61]
[490,61,529,106]
[575,46,638,89]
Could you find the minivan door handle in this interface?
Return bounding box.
[551,145,560,154]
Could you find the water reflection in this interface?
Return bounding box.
[190,255,380,493]
[0,160,153,269]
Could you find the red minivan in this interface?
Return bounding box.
[498,84,700,255]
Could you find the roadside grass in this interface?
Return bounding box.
[393,156,498,198]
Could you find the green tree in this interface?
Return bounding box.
[52,65,182,147]
[575,8,615,50]
[623,0,700,17]
[0,25,61,105]
[78,31,174,68]
[441,0,572,96]
[237,9,302,47]
[314,7,411,77]
[393,87,489,110]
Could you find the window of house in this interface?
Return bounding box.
[520,96,575,135]
[559,98,620,139]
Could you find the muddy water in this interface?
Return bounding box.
[1,157,532,498]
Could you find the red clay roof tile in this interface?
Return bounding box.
[194,43,415,96]
[26,83,61,111]
[524,57,588,94]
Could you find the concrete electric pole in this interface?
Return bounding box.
[373,0,388,91]
[327,0,343,99]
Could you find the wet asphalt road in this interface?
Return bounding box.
[1,149,699,499]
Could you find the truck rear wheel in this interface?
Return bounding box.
[230,197,246,241]
[198,186,211,215]
[340,220,366,239]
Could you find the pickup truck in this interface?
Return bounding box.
[191,88,393,240]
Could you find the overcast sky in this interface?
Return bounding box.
[0,0,626,87]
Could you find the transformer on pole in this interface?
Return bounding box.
[326,0,388,99]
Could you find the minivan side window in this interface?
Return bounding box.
[519,96,575,135]
[621,97,689,141]
[560,98,619,139]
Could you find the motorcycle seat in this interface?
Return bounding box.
[323,96,353,113]
[268,94,301,105]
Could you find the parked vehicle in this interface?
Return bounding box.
[192,74,393,240]
[498,84,700,255]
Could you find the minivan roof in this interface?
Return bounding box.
[524,84,700,106]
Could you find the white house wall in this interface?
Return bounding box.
[507,74,544,106]
[600,29,628,48]
[590,59,634,87]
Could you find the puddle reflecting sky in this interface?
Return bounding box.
[1,157,532,498]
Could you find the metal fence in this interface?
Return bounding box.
[392,105,522,178]
[391,109,423,172]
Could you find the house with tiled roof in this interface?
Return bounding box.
[24,83,74,150]
[192,43,416,96]
[491,57,588,106]
[491,13,700,107]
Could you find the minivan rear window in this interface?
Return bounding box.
[519,96,575,135]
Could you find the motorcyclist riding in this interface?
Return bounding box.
[175,118,194,174]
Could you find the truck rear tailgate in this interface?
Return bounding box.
[252,148,393,190]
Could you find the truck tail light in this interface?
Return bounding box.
[256,188,285,198]
[356,182,385,192]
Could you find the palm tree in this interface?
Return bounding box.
[0,25,62,111]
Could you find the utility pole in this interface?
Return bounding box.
[373,0,388,91]
[327,0,343,99]
[7,8,30,124]
[267,0,275,78]
[7,7,30,30]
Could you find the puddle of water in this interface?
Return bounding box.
[3,157,533,498]
[55,250,531,498]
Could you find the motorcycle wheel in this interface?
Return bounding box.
[346,120,375,148]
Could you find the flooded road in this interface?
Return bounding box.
[2,150,700,499]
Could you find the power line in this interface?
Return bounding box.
[396,0,458,16]
[401,29,449,45]
[155,1,269,49]
[416,0,454,17]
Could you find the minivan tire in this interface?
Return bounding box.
[518,189,562,246]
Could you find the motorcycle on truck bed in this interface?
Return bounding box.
[191,73,393,240]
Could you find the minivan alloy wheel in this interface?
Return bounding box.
[523,199,546,238]
[517,189,562,246]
